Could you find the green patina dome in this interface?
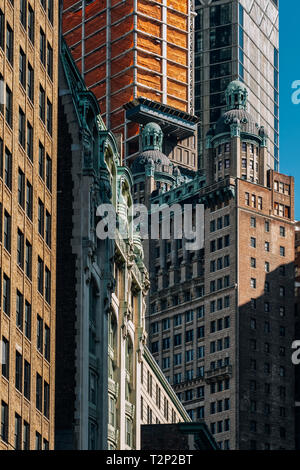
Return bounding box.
[225,79,248,111]
[141,122,163,152]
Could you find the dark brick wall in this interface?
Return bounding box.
[55,93,77,449]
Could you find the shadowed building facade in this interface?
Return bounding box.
[133,80,295,450]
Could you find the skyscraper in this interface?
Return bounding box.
[134,81,295,450]
[194,0,279,172]
[0,0,58,450]
[62,0,198,172]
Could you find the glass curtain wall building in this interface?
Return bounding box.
[195,0,279,172]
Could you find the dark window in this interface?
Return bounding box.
[40,28,46,65]
[44,324,50,361]
[38,143,45,180]
[45,266,51,304]
[20,0,27,27]
[27,62,34,102]
[27,121,33,160]
[1,401,8,443]
[39,85,45,122]
[47,42,53,79]
[46,154,52,191]
[0,10,4,50]
[28,4,34,43]
[18,168,25,207]
[47,0,53,24]
[38,199,44,236]
[4,210,11,252]
[5,86,13,128]
[45,211,51,247]
[37,257,44,295]
[44,381,49,418]
[37,315,43,352]
[6,23,13,65]
[3,274,10,316]
[14,413,21,450]
[36,373,42,411]
[25,240,32,279]
[19,107,26,148]
[26,180,33,220]
[25,301,31,340]
[19,48,26,87]
[15,351,23,392]
[24,360,31,400]
[35,431,42,450]
[46,99,52,135]
[1,337,9,379]
[16,289,24,330]
[23,421,30,450]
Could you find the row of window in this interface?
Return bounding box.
[210,255,230,272]
[210,275,230,292]
[210,214,230,232]
[250,319,287,337]
[210,398,230,415]
[210,234,230,252]
[250,359,286,377]
[1,401,49,449]
[250,236,286,256]
[250,421,287,439]
[250,380,286,398]
[2,346,49,416]
[143,367,176,421]
[245,192,263,210]
[274,180,290,195]
[210,418,230,435]
[210,336,230,353]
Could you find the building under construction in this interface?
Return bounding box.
[62,0,198,173]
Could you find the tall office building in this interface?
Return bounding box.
[62,0,198,172]
[194,0,279,172]
[134,81,295,450]
[0,0,58,450]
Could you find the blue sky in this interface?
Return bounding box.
[279,2,300,220]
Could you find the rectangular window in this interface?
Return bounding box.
[19,107,25,148]
[20,0,27,27]
[44,324,50,361]
[18,168,25,208]
[39,142,45,179]
[6,23,13,65]
[46,154,52,191]
[15,351,23,392]
[16,290,24,330]
[45,211,51,247]
[5,86,13,128]
[2,337,9,379]
[3,274,10,316]
[26,181,33,219]
[37,315,43,352]
[23,421,30,450]
[47,42,53,79]
[27,121,33,160]
[38,257,44,294]
[38,199,44,236]
[45,266,51,304]
[4,210,11,252]
[39,85,45,122]
[35,432,42,450]
[25,240,32,279]
[46,99,52,135]
[17,229,24,270]
[27,62,34,102]
[24,360,31,400]
[48,0,53,24]
[40,28,46,65]
[36,373,42,411]
[44,381,49,418]
[28,5,34,44]
[19,48,26,87]
[1,401,8,443]
[0,10,4,50]
[25,301,31,340]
